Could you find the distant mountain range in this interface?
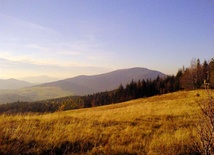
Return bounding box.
[0,67,166,104]
[40,67,166,95]
[0,78,33,90]
[0,76,59,90]
[20,75,59,84]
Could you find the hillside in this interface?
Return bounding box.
[40,67,166,95]
[0,93,32,104]
[0,78,33,90]
[0,90,209,154]
[20,75,59,84]
[0,67,165,104]
[0,87,72,104]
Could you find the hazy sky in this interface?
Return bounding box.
[0,0,213,79]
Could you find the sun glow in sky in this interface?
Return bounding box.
[0,0,213,79]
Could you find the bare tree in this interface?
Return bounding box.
[194,91,214,155]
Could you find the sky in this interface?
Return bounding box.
[0,0,213,80]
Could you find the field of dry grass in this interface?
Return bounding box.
[0,90,210,154]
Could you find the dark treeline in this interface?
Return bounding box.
[0,58,213,114]
[82,75,181,109]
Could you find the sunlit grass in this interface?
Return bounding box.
[0,90,209,154]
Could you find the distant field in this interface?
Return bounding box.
[0,86,73,104]
[0,90,210,154]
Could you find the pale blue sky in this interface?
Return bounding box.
[0,0,213,79]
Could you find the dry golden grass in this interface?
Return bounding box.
[0,90,210,154]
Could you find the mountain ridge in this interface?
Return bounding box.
[20,75,59,84]
[0,78,33,90]
[40,67,166,95]
[0,67,166,104]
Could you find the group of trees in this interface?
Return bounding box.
[82,74,181,108]
[0,58,213,114]
[180,58,214,89]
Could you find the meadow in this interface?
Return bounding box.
[0,86,73,104]
[0,90,210,154]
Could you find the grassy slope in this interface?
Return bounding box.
[17,86,74,100]
[0,90,209,154]
[0,86,73,104]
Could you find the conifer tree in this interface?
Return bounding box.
[203,60,209,82]
[196,59,203,88]
[209,58,214,87]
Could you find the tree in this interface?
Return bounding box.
[114,84,124,102]
[181,68,195,90]
[180,58,205,90]
[175,69,183,90]
[194,91,214,155]
[196,59,203,88]
[209,58,214,87]
[203,60,209,83]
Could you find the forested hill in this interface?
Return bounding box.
[0,67,165,104]
[39,67,166,95]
